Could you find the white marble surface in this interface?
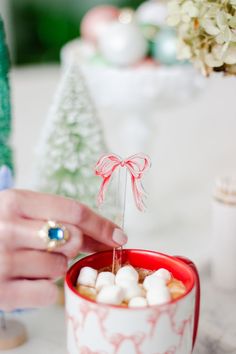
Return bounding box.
[5,307,66,354]
[196,266,236,354]
[8,65,236,353]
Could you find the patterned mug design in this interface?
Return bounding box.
[66,250,200,354]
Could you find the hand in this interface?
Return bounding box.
[0,189,127,311]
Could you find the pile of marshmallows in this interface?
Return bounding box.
[76,265,176,308]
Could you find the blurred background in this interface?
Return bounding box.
[1,2,236,352]
[0,0,236,264]
[1,0,143,63]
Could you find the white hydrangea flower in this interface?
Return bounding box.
[176,39,192,59]
[224,44,236,64]
[167,0,236,75]
[167,1,181,26]
[168,0,199,25]
[181,1,199,19]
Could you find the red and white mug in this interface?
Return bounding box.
[65,249,200,354]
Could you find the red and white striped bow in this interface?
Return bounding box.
[95,153,151,212]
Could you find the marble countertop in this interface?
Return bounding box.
[8,65,236,353]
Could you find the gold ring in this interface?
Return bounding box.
[38,220,69,251]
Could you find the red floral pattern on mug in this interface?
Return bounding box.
[110,332,146,354]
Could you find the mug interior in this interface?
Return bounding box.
[66,249,195,304]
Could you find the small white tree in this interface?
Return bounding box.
[35,62,111,212]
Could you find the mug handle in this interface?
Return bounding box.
[174,256,200,349]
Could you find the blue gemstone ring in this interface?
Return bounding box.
[38,220,69,250]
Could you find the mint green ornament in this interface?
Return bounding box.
[153,27,179,66]
[0,16,14,171]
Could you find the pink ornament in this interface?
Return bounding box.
[81,6,120,44]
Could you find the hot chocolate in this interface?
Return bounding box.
[75,264,186,307]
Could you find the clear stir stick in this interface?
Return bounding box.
[112,167,128,274]
[95,153,151,274]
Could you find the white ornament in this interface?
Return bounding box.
[117,279,144,301]
[115,265,139,284]
[146,286,171,306]
[128,296,148,308]
[77,267,98,287]
[153,268,171,282]
[143,274,166,291]
[97,285,124,305]
[95,272,115,291]
[136,1,168,27]
[98,22,147,66]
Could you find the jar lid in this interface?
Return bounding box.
[214,177,236,205]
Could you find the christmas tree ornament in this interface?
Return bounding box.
[0,17,13,171]
[34,62,113,215]
[98,22,148,66]
[153,27,179,66]
[81,5,120,44]
[136,0,168,27]
[118,8,135,24]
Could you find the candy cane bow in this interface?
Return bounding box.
[95,153,151,212]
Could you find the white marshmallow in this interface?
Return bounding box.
[146,286,171,306]
[153,268,171,283]
[115,265,139,284]
[143,274,166,291]
[128,297,148,308]
[97,285,125,305]
[95,272,115,291]
[77,267,98,288]
[117,279,144,301]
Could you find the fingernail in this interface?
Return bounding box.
[112,228,128,246]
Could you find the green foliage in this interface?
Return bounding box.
[11,0,144,63]
[0,17,13,170]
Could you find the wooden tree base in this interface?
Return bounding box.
[0,319,27,350]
